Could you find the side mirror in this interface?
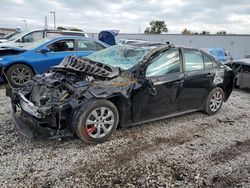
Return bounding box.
[40,47,51,53]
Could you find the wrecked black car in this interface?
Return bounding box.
[7,45,235,143]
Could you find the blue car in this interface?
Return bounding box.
[0,36,108,87]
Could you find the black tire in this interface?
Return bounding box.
[204,87,224,115]
[75,99,119,144]
[5,64,34,87]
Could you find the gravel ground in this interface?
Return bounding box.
[0,84,249,188]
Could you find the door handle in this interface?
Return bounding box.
[174,79,184,84]
[206,73,214,78]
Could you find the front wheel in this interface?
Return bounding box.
[204,87,224,115]
[75,100,119,144]
[5,64,34,87]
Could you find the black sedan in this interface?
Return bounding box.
[7,44,235,144]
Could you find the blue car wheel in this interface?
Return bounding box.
[6,64,34,87]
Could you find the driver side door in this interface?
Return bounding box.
[132,48,184,123]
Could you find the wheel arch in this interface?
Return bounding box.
[107,95,132,128]
[215,83,228,101]
[2,62,36,81]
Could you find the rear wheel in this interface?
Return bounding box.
[204,87,224,115]
[75,100,119,144]
[6,64,34,87]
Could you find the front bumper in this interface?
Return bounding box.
[10,91,74,139]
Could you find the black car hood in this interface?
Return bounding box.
[52,56,120,78]
[0,46,26,57]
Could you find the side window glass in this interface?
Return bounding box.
[22,31,43,43]
[48,40,74,52]
[146,48,180,77]
[184,50,204,71]
[213,61,219,68]
[78,40,105,51]
[204,54,213,69]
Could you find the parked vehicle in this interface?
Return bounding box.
[98,30,119,46]
[0,36,108,87]
[228,58,250,88]
[7,44,235,143]
[0,30,22,43]
[117,39,148,45]
[0,29,88,48]
[205,48,231,63]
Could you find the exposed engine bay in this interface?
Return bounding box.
[7,56,137,138]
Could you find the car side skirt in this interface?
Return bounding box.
[132,109,200,126]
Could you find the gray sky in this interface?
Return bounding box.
[0,0,250,34]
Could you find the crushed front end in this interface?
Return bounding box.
[7,56,136,139]
[7,72,93,139]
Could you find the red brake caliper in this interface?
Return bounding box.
[83,122,97,136]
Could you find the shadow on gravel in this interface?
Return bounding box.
[210,139,250,164]
[0,83,7,90]
[235,88,250,93]
[212,166,250,188]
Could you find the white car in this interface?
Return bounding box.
[0,29,88,48]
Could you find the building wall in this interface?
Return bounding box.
[88,33,250,59]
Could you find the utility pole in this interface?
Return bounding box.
[50,11,56,29]
[22,19,27,30]
[44,16,48,29]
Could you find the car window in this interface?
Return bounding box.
[204,54,213,69]
[22,31,43,43]
[47,40,75,52]
[184,49,204,71]
[204,54,220,68]
[146,48,180,77]
[78,40,105,51]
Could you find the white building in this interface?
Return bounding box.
[88,33,250,59]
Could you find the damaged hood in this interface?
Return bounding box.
[20,55,137,110]
[52,56,120,78]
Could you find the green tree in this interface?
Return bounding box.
[69,28,83,32]
[57,26,67,30]
[181,28,192,35]
[144,21,168,34]
[57,26,83,32]
[216,30,227,35]
[200,30,210,35]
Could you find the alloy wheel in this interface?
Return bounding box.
[209,91,223,112]
[11,67,31,85]
[84,107,115,138]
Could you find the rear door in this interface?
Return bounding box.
[75,39,106,56]
[132,48,184,123]
[179,49,216,111]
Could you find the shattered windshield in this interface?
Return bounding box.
[87,45,150,70]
